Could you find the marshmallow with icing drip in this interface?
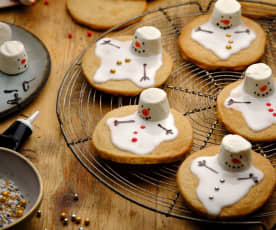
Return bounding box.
[138,88,169,121]
[210,0,241,29]
[243,63,275,98]
[0,22,12,46]
[131,26,161,57]
[0,41,29,75]
[19,0,35,5]
[218,134,252,172]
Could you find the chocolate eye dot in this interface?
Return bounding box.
[221,16,224,18]
[17,59,20,61]
[135,36,137,39]
[240,155,242,159]
[268,82,270,85]
[256,84,258,87]
[229,16,232,19]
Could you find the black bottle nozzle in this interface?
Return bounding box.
[0,111,39,151]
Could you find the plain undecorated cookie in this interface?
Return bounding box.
[82,36,173,96]
[217,80,276,142]
[177,146,276,218]
[66,0,147,30]
[92,105,193,164]
[178,15,266,70]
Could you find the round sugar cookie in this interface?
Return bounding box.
[92,105,193,164]
[217,80,276,142]
[177,146,276,219]
[178,15,266,70]
[82,36,173,96]
[66,0,147,30]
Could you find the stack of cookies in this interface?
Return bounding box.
[79,0,276,220]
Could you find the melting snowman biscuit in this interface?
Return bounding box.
[0,22,12,46]
[82,26,173,96]
[92,88,193,164]
[178,0,265,70]
[19,0,35,5]
[217,63,276,140]
[177,134,276,218]
[0,41,29,75]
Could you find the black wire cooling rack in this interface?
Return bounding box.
[56,1,276,229]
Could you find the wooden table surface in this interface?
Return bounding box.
[0,0,275,229]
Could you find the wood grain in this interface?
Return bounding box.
[0,0,274,230]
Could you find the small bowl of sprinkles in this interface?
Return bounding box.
[0,147,43,229]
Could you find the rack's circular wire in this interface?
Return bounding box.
[57,1,276,229]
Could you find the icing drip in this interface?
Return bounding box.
[191,155,263,216]
[106,112,178,155]
[94,38,162,88]
[225,82,276,131]
[191,21,256,60]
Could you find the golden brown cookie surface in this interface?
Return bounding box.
[217,80,276,141]
[82,36,173,96]
[177,146,276,218]
[92,105,193,164]
[178,15,266,70]
[66,0,147,30]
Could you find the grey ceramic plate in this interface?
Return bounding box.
[0,22,51,119]
[0,147,43,229]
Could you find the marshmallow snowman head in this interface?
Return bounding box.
[210,0,242,30]
[0,22,12,46]
[138,88,170,122]
[131,26,162,57]
[218,134,252,172]
[0,41,29,75]
[243,63,275,98]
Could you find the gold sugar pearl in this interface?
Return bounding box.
[116,60,122,65]
[226,33,231,37]
[75,216,81,224]
[226,45,232,49]
[20,199,27,206]
[228,40,234,44]
[0,196,6,203]
[110,69,116,74]
[84,218,90,226]
[16,209,24,217]
[1,191,9,196]
[125,58,131,63]
[60,212,67,220]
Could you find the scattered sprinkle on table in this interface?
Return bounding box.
[44,0,49,5]
[68,33,72,39]
[87,31,92,37]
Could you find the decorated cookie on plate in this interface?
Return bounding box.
[217,63,276,141]
[177,134,275,218]
[82,26,173,96]
[92,88,193,164]
[0,22,29,75]
[66,0,147,30]
[178,0,266,70]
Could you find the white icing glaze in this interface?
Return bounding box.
[138,88,169,121]
[0,41,29,75]
[106,111,178,155]
[191,154,263,216]
[225,78,276,131]
[0,22,12,46]
[131,26,161,56]
[218,134,252,172]
[191,21,256,60]
[94,38,162,88]
[243,63,274,97]
[210,0,241,28]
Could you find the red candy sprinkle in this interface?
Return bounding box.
[87,30,92,37]
[68,33,72,39]
[44,0,48,5]
[266,103,271,107]
[131,138,137,143]
[133,131,138,134]
[273,113,276,117]
[140,125,146,129]
[268,108,274,112]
